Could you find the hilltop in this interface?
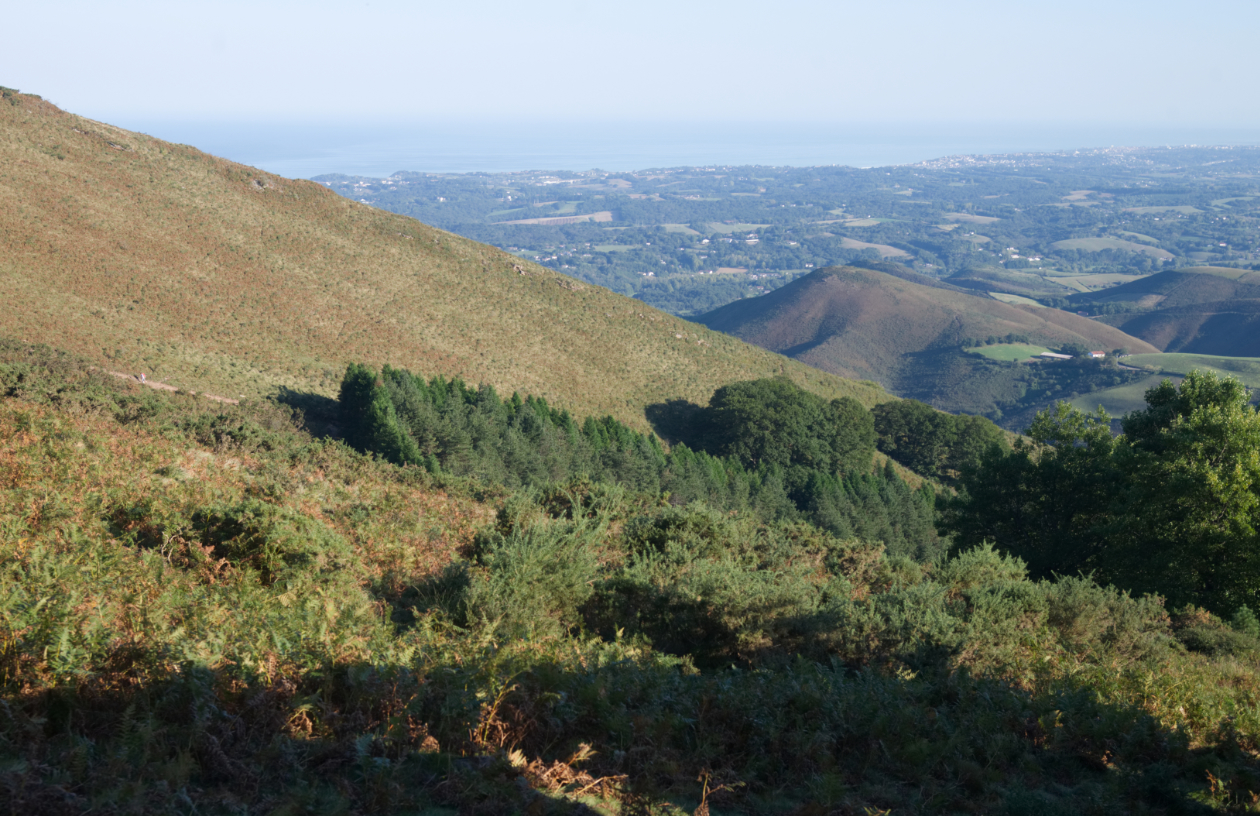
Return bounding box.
[0,90,885,431]
[1073,266,1260,355]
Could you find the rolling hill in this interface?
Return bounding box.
[0,90,885,430]
[1072,266,1260,355]
[697,263,1157,423]
[946,265,1076,297]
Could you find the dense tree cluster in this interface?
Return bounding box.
[340,366,940,558]
[872,399,1008,485]
[943,371,1260,617]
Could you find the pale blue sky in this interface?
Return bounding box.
[6,0,1259,128]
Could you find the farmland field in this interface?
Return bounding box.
[1126,353,1260,388]
[1069,373,1171,416]
[1048,272,1152,290]
[943,213,1001,224]
[839,237,909,258]
[987,292,1044,307]
[966,343,1051,361]
[1047,276,1092,292]
[1116,231,1161,244]
[1049,237,1174,260]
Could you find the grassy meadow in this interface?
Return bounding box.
[1127,353,1260,388]
[1069,373,1173,416]
[986,292,1044,307]
[967,343,1052,361]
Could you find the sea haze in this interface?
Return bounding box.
[120,118,1260,179]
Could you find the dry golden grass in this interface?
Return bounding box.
[0,93,886,430]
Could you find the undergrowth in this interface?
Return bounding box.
[1,344,1258,814]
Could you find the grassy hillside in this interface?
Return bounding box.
[946,265,1076,297]
[697,264,1155,425]
[3,348,1259,813]
[0,90,885,431]
[1074,267,1260,355]
[1127,352,1260,387]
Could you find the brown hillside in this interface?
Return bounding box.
[698,266,1156,383]
[1076,267,1260,354]
[0,91,886,429]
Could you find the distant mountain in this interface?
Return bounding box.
[1072,267,1260,355]
[697,263,1156,425]
[0,91,886,430]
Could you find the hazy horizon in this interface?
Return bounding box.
[108,117,1260,180]
[6,1,1258,142]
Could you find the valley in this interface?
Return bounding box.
[316,147,1260,317]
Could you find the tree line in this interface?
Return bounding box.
[338,368,1006,560]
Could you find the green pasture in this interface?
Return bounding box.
[592,244,633,252]
[839,237,909,258]
[1116,231,1160,244]
[987,293,1044,307]
[966,343,1051,362]
[1046,276,1092,293]
[1064,272,1151,289]
[1126,353,1260,388]
[1069,374,1170,417]
[662,224,701,235]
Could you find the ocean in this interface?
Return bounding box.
[117,118,1260,180]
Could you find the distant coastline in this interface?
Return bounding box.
[111,118,1260,179]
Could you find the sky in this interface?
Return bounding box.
[4,1,1259,174]
[7,0,1259,126]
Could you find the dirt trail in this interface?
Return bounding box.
[106,371,239,405]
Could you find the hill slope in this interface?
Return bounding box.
[0,91,884,430]
[697,264,1156,425]
[1074,267,1260,355]
[699,265,1155,381]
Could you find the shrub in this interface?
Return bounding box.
[462,517,604,639]
[192,499,353,586]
